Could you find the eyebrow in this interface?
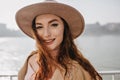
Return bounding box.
[35,19,59,25]
[48,19,58,24]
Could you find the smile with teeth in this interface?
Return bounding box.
[43,39,55,45]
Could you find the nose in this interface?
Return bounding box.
[43,28,51,37]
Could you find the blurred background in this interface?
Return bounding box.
[0,0,120,80]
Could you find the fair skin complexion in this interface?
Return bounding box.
[35,14,64,60]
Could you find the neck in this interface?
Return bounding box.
[48,49,59,61]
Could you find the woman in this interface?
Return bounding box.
[16,1,102,80]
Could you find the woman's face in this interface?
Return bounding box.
[35,14,64,52]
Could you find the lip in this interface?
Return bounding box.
[43,38,55,45]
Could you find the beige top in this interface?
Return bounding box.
[18,51,92,80]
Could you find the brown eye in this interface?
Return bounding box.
[36,26,43,29]
[51,23,58,27]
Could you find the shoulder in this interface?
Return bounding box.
[27,51,39,72]
[28,51,37,65]
[18,51,38,80]
[70,60,92,80]
[24,51,38,80]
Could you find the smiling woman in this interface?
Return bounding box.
[34,14,64,52]
[15,0,102,80]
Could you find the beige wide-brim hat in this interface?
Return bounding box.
[16,1,85,39]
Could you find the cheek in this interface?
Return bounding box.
[36,31,43,38]
[54,27,64,41]
[35,32,43,42]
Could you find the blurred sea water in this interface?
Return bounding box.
[0,36,120,79]
[0,37,35,75]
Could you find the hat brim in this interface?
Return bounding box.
[16,2,84,39]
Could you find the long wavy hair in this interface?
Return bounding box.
[31,16,102,80]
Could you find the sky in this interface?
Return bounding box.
[0,0,120,30]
